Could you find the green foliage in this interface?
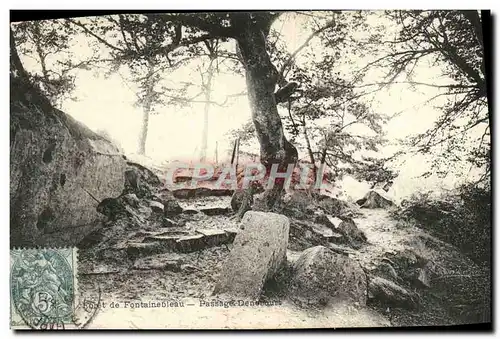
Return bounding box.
[394,183,491,265]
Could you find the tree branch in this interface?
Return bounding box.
[67,18,124,52]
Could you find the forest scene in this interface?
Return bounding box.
[10,10,491,329]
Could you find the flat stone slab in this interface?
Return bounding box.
[126,242,164,259]
[196,229,231,247]
[172,188,233,199]
[142,235,179,251]
[198,207,232,216]
[133,254,183,271]
[176,234,205,253]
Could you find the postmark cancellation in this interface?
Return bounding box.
[10,248,77,329]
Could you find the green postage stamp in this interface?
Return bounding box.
[10,248,77,329]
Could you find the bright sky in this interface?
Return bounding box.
[16,11,485,200]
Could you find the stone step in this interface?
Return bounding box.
[125,242,165,259]
[126,228,240,257]
[133,254,183,272]
[198,207,232,216]
[176,229,237,252]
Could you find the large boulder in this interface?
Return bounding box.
[356,190,395,209]
[288,246,367,308]
[213,211,290,299]
[10,74,125,247]
[123,161,162,198]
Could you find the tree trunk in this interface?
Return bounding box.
[235,22,298,210]
[200,58,215,162]
[302,115,317,179]
[10,28,29,80]
[138,104,151,155]
[138,64,155,155]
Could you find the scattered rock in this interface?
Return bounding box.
[162,217,183,228]
[289,219,331,251]
[163,200,183,217]
[328,243,356,256]
[281,190,317,219]
[97,198,126,221]
[317,196,361,218]
[383,248,426,282]
[223,228,239,241]
[181,264,198,273]
[368,276,419,310]
[334,217,367,249]
[149,200,164,213]
[124,169,140,193]
[80,264,121,275]
[289,245,367,308]
[415,260,435,288]
[316,215,366,249]
[356,190,395,209]
[182,209,199,215]
[213,211,290,299]
[231,189,254,212]
[373,260,399,282]
[121,193,140,208]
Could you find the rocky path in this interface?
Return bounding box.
[352,209,416,271]
[78,187,488,328]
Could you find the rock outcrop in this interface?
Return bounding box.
[213,211,290,299]
[10,71,125,247]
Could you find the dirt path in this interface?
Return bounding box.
[79,204,399,328]
[352,208,415,270]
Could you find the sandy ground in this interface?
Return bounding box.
[86,299,389,329]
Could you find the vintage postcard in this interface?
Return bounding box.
[10,10,491,329]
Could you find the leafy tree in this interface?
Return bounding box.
[355,10,489,184]
[11,19,92,108]
[70,14,245,157]
[269,12,395,185]
[69,14,199,155]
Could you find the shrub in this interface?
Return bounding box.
[392,183,491,266]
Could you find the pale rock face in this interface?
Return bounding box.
[10,76,126,247]
[213,211,290,299]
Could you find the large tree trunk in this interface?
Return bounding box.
[235,21,298,210]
